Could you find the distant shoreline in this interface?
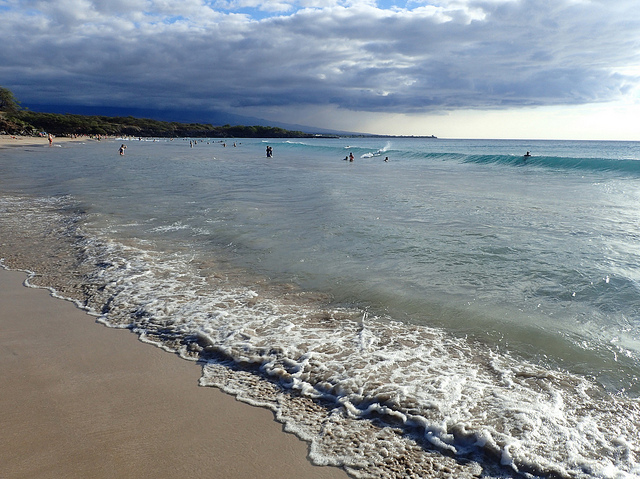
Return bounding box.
[0,134,89,148]
[0,133,438,148]
[1,109,437,140]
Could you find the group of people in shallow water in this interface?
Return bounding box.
[339,150,532,164]
[112,142,399,164]
[344,152,390,162]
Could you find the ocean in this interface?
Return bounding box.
[1,137,639,478]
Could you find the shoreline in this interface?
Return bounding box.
[0,267,348,479]
[0,134,90,148]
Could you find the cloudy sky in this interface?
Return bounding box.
[2,0,640,139]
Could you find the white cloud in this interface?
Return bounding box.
[1,0,639,137]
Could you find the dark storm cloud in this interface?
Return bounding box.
[1,0,639,114]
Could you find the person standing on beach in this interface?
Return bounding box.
[48,133,53,146]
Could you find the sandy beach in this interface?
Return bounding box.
[0,268,349,479]
[0,135,89,148]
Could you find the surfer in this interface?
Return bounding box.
[524,151,531,158]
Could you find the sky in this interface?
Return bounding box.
[1,0,640,139]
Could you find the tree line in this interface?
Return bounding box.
[0,86,319,138]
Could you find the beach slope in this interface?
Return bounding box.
[0,268,348,479]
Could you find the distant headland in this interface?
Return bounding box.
[0,86,436,139]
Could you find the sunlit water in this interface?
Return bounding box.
[1,137,640,478]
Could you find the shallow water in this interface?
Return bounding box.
[1,137,639,478]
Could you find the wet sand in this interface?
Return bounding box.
[0,268,349,479]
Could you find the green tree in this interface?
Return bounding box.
[0,86,20,114]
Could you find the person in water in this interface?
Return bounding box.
[119,144,127,155]
[349,152,354,162]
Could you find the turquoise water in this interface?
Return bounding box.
[1,137,639,478]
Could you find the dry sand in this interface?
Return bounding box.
[0,268,349,479]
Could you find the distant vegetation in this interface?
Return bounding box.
[4,111,318,138]
[0,86,319,138]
